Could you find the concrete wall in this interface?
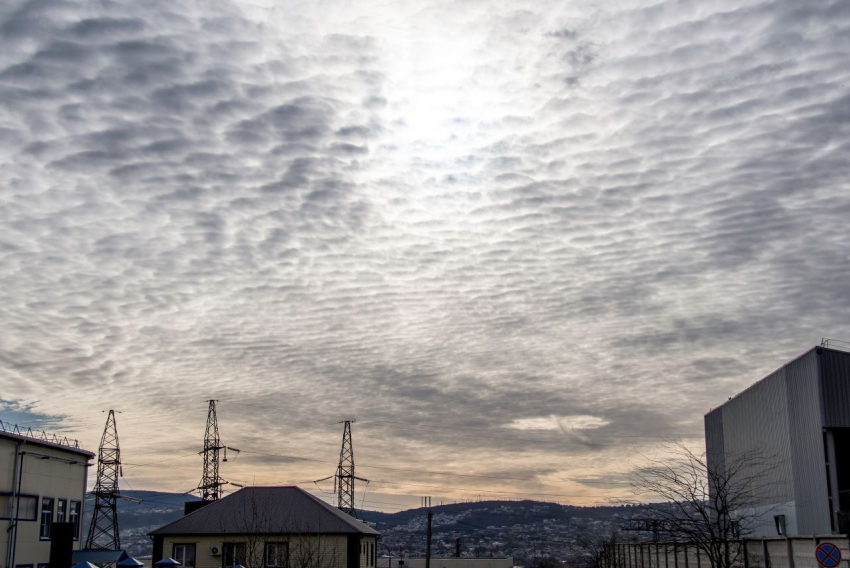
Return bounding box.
[376,558,514,568]
[609,536,849,568]
[0,435,91,568]
[161,534,376,568]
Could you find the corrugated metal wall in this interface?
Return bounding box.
[719,364,795,508]
[819,348,850,428]
[784,350,831,534]
[705,408,725,480]
[703,347,847,536]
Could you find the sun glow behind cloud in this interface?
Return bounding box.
[509,415,611,431]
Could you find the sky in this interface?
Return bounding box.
[1,0,849,512]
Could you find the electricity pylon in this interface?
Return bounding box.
[315,420,369,517]
[85,410,123,550]
[198,400,239,500]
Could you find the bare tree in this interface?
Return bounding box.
[628,441,779,568]
[576,529,619,568]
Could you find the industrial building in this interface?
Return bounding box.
[704,345,850,537]
[149,486,379,568]
[1,424,94,568]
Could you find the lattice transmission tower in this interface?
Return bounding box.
[85,410,123,550]
[198,400,239,500]
[315,420,369,518]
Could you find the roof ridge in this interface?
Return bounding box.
[295,487,374,531]
[148,489,242,534]
[148,486,378,536]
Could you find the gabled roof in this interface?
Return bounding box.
[149,486,379,536]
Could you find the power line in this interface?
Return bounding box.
[237,447,536,482]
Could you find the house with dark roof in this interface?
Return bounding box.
[149,487,379,568]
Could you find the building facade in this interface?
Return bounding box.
[0,426,94,568]
[704,345,850,537]
[150,487,379,568]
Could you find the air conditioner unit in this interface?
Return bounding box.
[211,546,222,556]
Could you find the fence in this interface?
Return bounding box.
[606,536,850,568]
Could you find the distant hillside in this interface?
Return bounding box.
[95,491,636,562]
[360,500,625,531]
[84,490,200,557]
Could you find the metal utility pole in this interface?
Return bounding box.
[425,497,432,568]
[198,400,239,500]
[316,420,368,518]
[85,410,123,550]
[337,420,357,515]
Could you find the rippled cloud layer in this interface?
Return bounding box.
[1,0,849,507]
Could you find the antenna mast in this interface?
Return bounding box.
[85,410,122,550]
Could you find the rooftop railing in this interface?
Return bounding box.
[0,419,82,449]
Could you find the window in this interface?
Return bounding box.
[223,543,246,568]
[69,501,81,540]
[265,542,289,568]
[57,500,67,523]
[774,514,786,536]
[40,498,54,539]
[173,544,196,568]
[0,494,38,521]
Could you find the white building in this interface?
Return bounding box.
[1,424,94,568]
[705,345,850,537]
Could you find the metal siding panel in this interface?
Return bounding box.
[784,350,831,534]
[820,349,850,428]
[705,408,725,477]
[719,365,796,535]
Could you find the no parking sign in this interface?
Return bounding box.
[816,542,842,568]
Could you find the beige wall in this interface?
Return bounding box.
[1,435,91,568]
[162,534,377,568]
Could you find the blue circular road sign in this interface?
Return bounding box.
[816,542,842,568]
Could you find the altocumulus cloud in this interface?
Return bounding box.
[1,0,849,506]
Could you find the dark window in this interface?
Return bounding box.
[224,543,246,568]
[69,501,81,540]
[15,564,34,568]
[57,500,67,523]
[265,542,289,568]
[774,514,786,536]
[0,494,38,521]
[40,498,54,539]
[173,544,196,568]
